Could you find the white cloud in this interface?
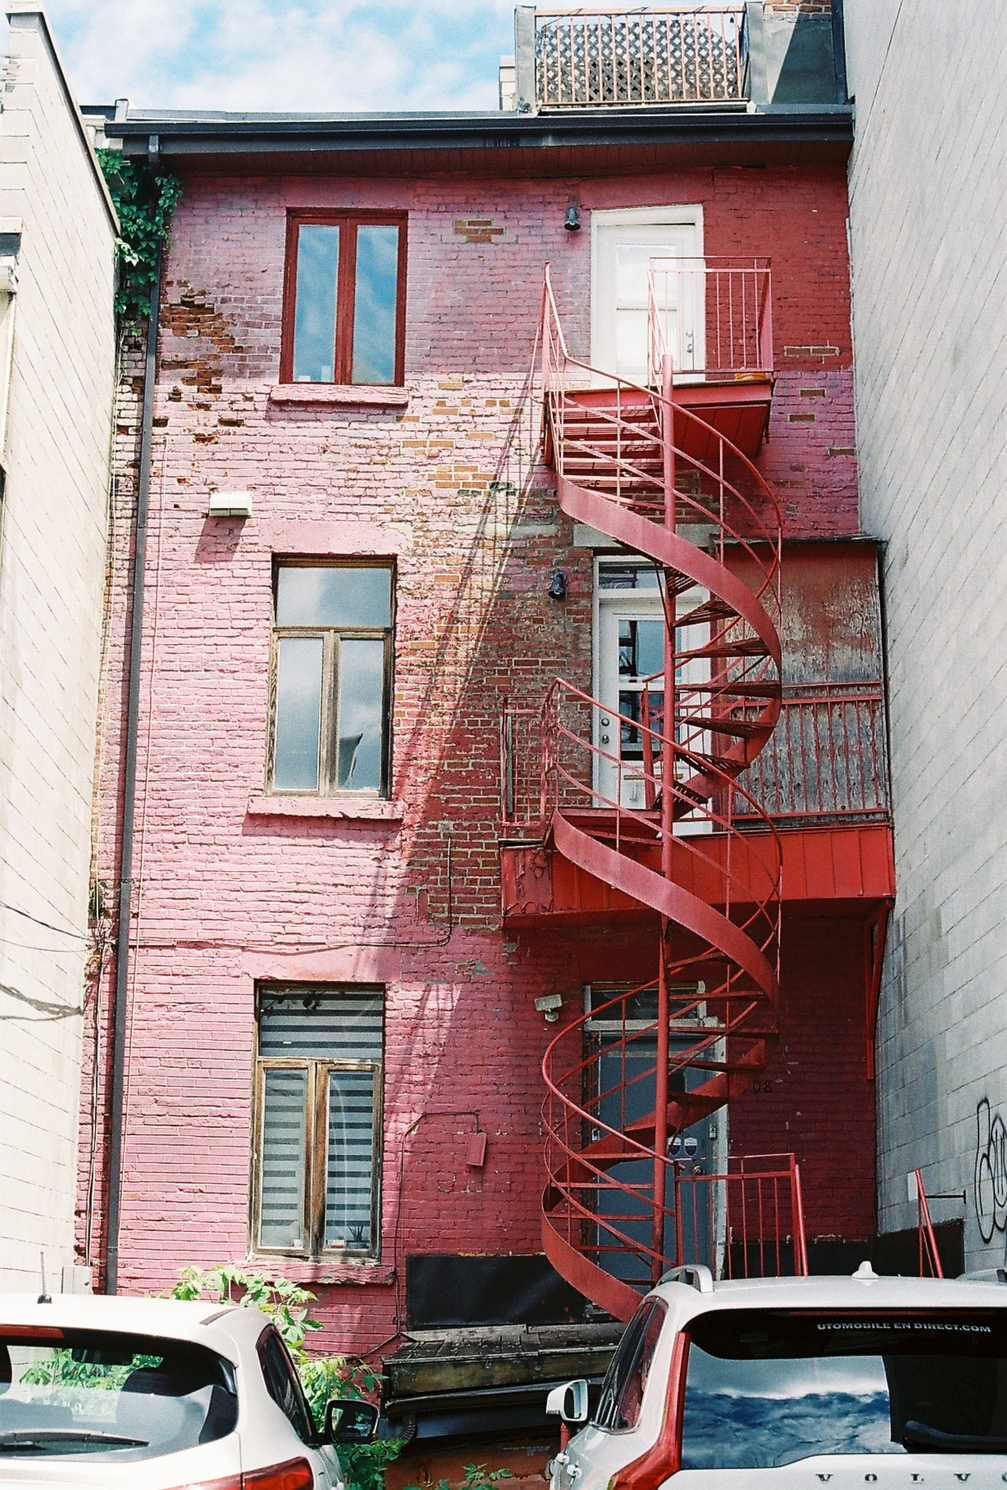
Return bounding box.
[39,0,525,112]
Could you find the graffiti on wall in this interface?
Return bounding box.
[974,1097,1007,1249]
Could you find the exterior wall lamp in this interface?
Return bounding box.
[548,570,568,599]
[564,206,581,232]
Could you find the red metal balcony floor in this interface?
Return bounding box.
[501,818,894,926]
[566,378,773,460]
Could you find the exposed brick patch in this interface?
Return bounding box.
[453,218,505,245]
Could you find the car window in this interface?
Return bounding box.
[0,1328,237,1463]
[257,1328,316,1443]
[593,1298,667,1431]
[681,1307,1007,1469]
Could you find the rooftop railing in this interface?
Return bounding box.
[535,7,747,110]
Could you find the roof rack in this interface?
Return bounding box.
[660,1264,714,1294]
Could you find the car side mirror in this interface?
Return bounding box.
[325,1399,379,1444]
[545,1379,589,1425]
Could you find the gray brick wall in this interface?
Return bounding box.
[0,8,117,1288]
[845,0,1007,1265]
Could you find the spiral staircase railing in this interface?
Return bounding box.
[536,266,796,1320]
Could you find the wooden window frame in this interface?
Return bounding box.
[250,1003,384,1264]
[266,559,395,799]
[280,209,408,387]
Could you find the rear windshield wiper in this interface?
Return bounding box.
[903,1421,1007,1454]
[0,1430,148,1452]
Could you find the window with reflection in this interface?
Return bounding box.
[681,1308,1007,1469]
[253,984,383,1260]
[282,212,406,386]
[269,562,393,797]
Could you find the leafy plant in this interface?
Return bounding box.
[96,149,183,323]
[402,1464,514,1490]
[167,1264,321,1357]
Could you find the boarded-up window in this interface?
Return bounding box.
[252,985,383,1260]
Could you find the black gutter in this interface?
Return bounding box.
[104,104,852,160]
[832,0,850,105]
[104,247,161,1296]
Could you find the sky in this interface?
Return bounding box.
[33,0,545,114]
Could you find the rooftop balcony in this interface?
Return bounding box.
[501,4,844,115]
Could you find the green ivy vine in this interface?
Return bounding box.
[96,149,183,324]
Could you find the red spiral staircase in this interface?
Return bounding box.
[531,265,805,1321]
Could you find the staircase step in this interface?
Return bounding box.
[678,598,738,626]
[687,638,771,658]
[678,714,767,740]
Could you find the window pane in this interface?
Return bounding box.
[338,637,385,791]
[259,1067,307,1249]
[681,1308,1007,1469]
[326,1067,375,1251]
[0,1335,237,1461]
[352,225,399,385]
[595,1299,666,1430]
[276,565,391,628]
[273,636,323,790]
[293,224,339,383]
[598,564,660,590]
[259,988,383,1061]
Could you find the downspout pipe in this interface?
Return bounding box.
[104,245,161,1295]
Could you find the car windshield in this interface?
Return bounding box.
[681,1308,1007,1469]
[0,1328,237,1461]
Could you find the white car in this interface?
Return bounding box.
[0,1292,376,1488]
[547,1265,1007,1489]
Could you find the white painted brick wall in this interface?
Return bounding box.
[845,1,1007,1264]
[0,9,116,1288]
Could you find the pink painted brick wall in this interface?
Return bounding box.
[79,162,864,1351]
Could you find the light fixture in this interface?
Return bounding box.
[208,490,253,518]
[535,993,564,1023]
[548,569,568,600]
[564,206,581,232]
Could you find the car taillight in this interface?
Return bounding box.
[244,1459,315,1490]
[169,1460,314,1490]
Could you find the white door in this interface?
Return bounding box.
[594,560,710,829]
[592,213,702,384]
[596,586,665,810]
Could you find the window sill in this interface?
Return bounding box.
[269,384,409,408]
[248,795,402,822]
[245,1258,394,1286]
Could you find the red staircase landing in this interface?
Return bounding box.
[501,819,894,925]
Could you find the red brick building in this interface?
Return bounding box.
[79,2,897,1454]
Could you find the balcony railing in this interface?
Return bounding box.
[535,8,746,109]
[731,681,890,825]
[648,256,773,382]
[500,681,890,836]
